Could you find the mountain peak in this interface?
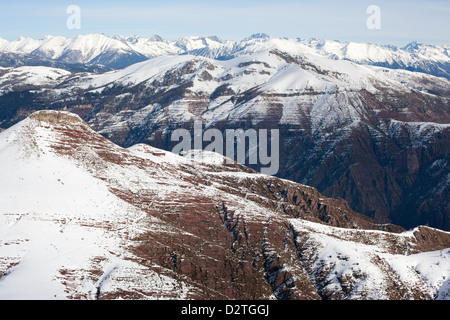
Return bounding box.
[29,110,87,126]
[149,34,164,42]
[205,35,223,42]
[402,41,424,52]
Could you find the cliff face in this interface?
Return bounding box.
[0,111,449,300]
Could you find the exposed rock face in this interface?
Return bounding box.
[0,111,449,300]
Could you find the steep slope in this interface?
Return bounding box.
[0,110,449,300]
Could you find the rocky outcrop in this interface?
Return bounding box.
[1,111,449,300]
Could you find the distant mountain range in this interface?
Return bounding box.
[1,33,449,78]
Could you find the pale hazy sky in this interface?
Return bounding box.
[0,0,449,46]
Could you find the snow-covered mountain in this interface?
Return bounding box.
[0,34,449,79]
[300,39,450,79]
[0,44,449,232]
[0,110,449,300]
[0,34,147,69]
[0,51,111,73]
